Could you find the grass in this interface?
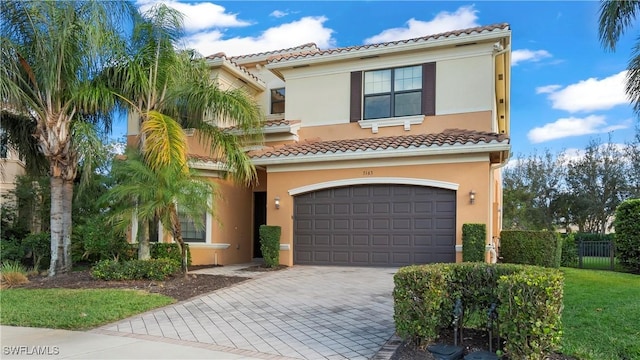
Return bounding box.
[0,288,174,330]
[560,268,640,360]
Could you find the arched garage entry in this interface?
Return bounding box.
[293,184,456,266]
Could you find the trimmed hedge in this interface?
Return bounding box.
[151,243,191,267]
[462,223,486,262]
[259,225,281,268]
[91,258,179,281]
[500,230,562,268]
[393,263,564,360]
[560,233,578,267]
[614,198,640,274]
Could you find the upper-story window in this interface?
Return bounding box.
[350,62,435,123]
[271,88,285,114]
[0,131,8,159]
[364,65,422,119]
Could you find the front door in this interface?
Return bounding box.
[253,192,267,258]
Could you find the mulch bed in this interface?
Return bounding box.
[15,267,249,302]
[391,328,578,360]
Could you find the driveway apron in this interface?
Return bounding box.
[95,266,398,360]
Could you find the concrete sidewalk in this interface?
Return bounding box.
[0,326,263,359]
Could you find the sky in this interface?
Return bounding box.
[118,0,640,158]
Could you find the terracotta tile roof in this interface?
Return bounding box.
[224,119,301,131]
[204,52,263,85]
[249,129,509,159]
[267,23,510,64]
[228,43,320,62]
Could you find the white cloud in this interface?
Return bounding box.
[364,5,479,44]
[536,84,562,94]
[270,10,288,18]
[137,0,251,32]
[184,16,335,57]
[527,115,629,143]
[511,49,552,66]
[540,71,630,113]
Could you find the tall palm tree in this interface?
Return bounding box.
[103,4,263,258]
[599,0,640,113]
[103,114,216,273]
[0,1,135,276]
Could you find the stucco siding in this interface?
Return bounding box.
[436,55,493,115]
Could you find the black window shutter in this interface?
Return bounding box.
[350,71,362,122]
[422,62,436,116]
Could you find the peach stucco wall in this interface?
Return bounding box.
[264,160,492,266]
[189,177,254,266]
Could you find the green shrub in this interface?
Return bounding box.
[91,258,179,281]
[613,199,640,274]
[0,261,29,286]
[462,223,486,262]
[22,232,50,271]
[497,267,564,359]
[75,217,133,262]
[393,263,564,359]
[259,225,281,267]
[560,233,578,267]
[150,243,191,266]
[500,230,562,268]
[0,237,25,264]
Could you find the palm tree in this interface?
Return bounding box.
[599,0,640,113]
[103,4,263,258]
[0,1,135,276]
[103,114,216,273]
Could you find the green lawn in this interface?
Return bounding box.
[0,288,174,330]
[560,268,640,360]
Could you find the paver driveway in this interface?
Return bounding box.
[96,265,398,360]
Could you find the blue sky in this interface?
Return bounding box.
[120,1,639,158]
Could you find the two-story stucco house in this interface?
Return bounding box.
[129,23,511,267]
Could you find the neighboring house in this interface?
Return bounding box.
[128,23,512,267]
[0,137,26,204]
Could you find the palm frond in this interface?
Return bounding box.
[140,110,188,173]
[599,0,640,51]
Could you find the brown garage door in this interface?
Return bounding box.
[294,184,456,266]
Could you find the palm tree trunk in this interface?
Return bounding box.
[169,204,188,274]
[48,176,65,276]
[62,179,73,271]
[138,218,150,260]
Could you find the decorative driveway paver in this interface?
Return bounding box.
[96,266,398,360]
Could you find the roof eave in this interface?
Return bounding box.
[266,29,511,70]
[251,142,511,166]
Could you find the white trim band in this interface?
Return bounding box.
[288,177,459,196]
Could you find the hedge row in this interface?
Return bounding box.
[393,263,564,360]
[91,258,179,281]
[500,230,562,268]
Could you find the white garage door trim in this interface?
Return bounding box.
[288,177,459,196]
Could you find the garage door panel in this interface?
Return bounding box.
[294,184,456,266]
[353,203,369,214]
[392,234,410,246]
[334,203,350,215]
[372,218,390,230]
[353,235,369,246]
[393,218,411,230]
[415,218,433,229]
[353,219,369,230]
[373,202,390,213]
